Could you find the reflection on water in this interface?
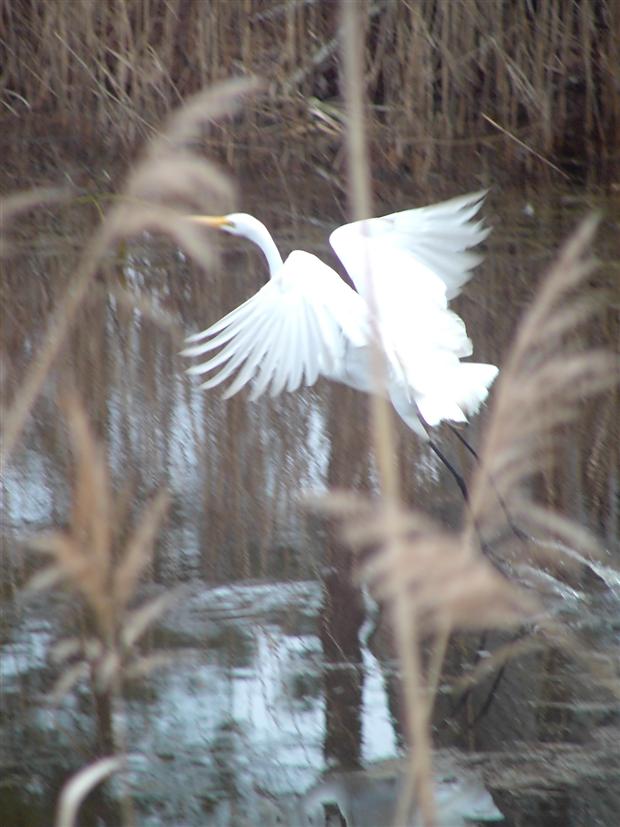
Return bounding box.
[2,580,505,825]
[301,757,504,826]
[1,179,619,825]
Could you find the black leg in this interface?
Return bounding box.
[428,437,469,501]
[447,423,479,460]
[473,662,508,724]
[447,424,528,542]
[427,433,511,568]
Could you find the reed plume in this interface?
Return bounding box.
[310,212,619,827]
[25,396,173,826]
[466,215,619,571]
[28,396,171,708]
[1,78,256,462]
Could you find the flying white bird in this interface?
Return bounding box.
[181,191,498,441]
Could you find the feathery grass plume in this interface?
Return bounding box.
[311,491,539,633]
[27,396,172,730]
[306,483,538,827]
[465,215,620,574]
[307,211,618,826]
[1,78,258,463]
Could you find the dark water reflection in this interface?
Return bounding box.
[1,179,619,825]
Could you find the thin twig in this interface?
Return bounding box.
[481,113,570,180]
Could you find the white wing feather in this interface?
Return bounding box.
[182,250,368,399]
[328,191,496,429]
[183,192,497,435]
[329,190,489,301]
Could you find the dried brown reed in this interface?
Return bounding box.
[24,395,170,825]
[315,493,539,635]
[323,10,618,819]
[465,214,619,564]
[340,4,440,823]
[1,78,256,463]
[28,395,170,708]
[312,213,618,826]
[55,756,127,827]
[2,0,617,181]
[1,80,259,826]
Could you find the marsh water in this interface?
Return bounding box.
[1,172,619,827]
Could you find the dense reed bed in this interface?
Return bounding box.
[2,0,619,182]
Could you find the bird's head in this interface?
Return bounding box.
[188,212,263,239]
[187,212,283,274]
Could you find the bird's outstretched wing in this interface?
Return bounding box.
[182,251,368,400]
[329,190,489,302]
[328,191,490,389]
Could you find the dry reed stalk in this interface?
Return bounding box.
[481,112,570,181]
[308,483,538,826]
[340,4,436,824]
[3,83,254,821]
[26,395,174,825]
[28,395,172,691]
[1,78,256,463]
[309,207,618,824]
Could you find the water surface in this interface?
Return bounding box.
[2,176,619,826]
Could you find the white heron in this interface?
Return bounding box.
[181,191,498,449]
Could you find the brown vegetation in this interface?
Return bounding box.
[2,0,619,182]
[311,9,620,821]
[311,213,620,823]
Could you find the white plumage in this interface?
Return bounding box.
[182,191,498,439]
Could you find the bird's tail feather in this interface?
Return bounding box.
[390,361,498,434]
[453,362,499,415]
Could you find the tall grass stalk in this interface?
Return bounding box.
[27,396,171,824]
[340,3,436,824]
[330,6,619,824]
[2,78,256,826]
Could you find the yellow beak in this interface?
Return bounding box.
[187,215,231,229]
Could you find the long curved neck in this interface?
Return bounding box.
[245,221,283,277]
